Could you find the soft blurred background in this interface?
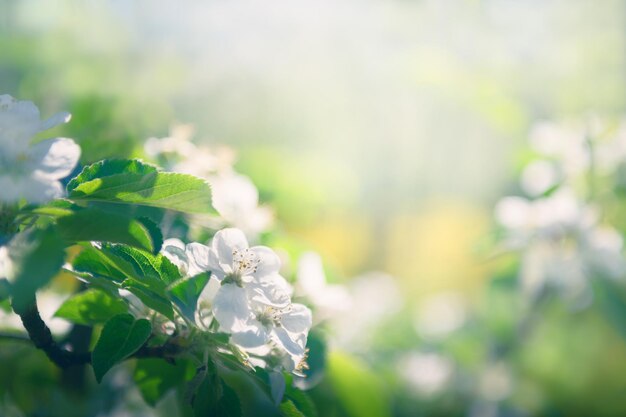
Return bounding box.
[2,1,626,416]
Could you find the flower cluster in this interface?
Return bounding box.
[495,119,626,303]
[162,228,312,375]
[0,94,80,204]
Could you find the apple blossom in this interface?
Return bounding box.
[0,94,80,204]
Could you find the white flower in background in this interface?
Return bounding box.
[477,362,513,402]
[494,188,597,246]
[496,186,625,303]
[398,352,454,397]
[144,123,235,177]
[0,289,71,335]
[529,121,589,178]
[295,251,351,322]
[414,292,467,341]
[144,124,197,160]
[520,160,560,197]
[0,245,13,281]
[210,173,274,237]
[332,272,402,350]
[0,94,80,204]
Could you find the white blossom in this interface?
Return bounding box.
[0,245,13,282]
[210,173,274,237]
[398,352,454,397]
[0,94,80,204]
[332,272,402,350]
[414,292,467,341]
[166,228,312,374]
[496,183,624,302]
[295,251,351,322]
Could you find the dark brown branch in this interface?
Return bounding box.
[12,297,183,369]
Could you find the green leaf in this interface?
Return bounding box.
[122,280,175,320]
[217,360,280,417]
[0,279,9,302]
[57,207,161,253]
[92,313,152,382]
[279,400,306,417]
[595,278,626,340]
[326,352,390,417]
[67,159,214,214]
[105,244,180,289]
[67,159,158,192]
[284,386,317,417]
[193,375,242,417]
[72,243,180,320]
[137,217,163,253]
[9,227,66,312]
[134,358,192,406]
[72,245,130,282]
[54,289,129,325]
[167,273,210,321]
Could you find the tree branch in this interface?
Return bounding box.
[11,297,183,369]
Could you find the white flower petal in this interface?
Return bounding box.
[272,327,307,356]
[186,242,211,275]
[40,111,71,131]
[0,246,14,282]
[247,274,292,308]
[211,173,259,216]
[251,246,281,277]
[0,95,41,156]
[0,174,64,204]
[296,252,327,296]
[27,138,80,179]
[281,304,312,334]
[207,249,226,280]
[198,276,221,305]
[212,283,252,333]
[161,239,190,275]
[231,322,269,348]
[212,228,249,266]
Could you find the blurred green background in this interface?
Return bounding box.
[2,1,626,416]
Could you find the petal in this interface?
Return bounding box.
[0,174,64,204]
[0,96,41,156]
[212,283,252,333]
[211,228,249,266]
[272,327,307,356]
[27,138,81,179]
[161,239,189,275]
[281,303,312,334]
[40,111,71,131]
[207,248,226,280]
[198,276,221,305]
[231,323,269,348]
[186,242,211,275]
[296,252,327,296]
[251,246,281,277]
[211,174,259,217]
[247,274,292,308]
